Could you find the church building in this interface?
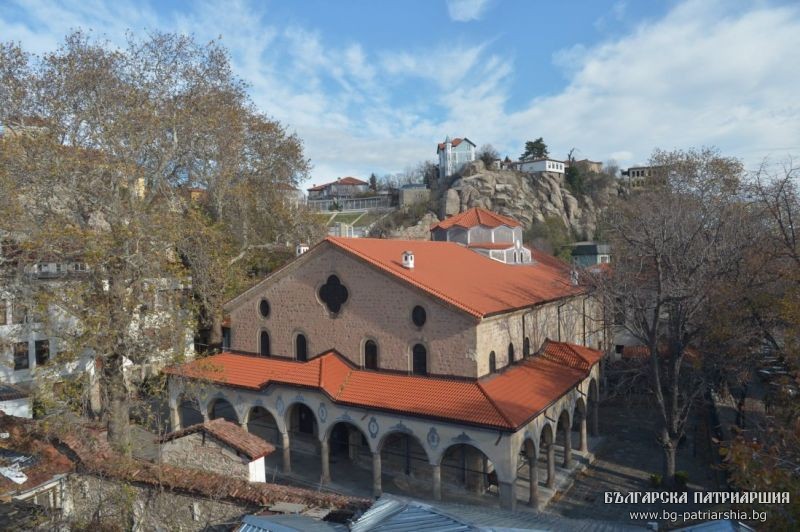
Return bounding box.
[166,207,606,511]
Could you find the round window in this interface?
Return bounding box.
[259,299,270,318]
[412,305,427,327]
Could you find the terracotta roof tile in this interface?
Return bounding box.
[161,418,275,460]
[326,236,579,318]
[437,138,464,150]
[430,207,522,231]
[167,341,602,431]
[306,176,368,191]
[466,242,515,250]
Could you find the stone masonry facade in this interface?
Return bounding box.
[160,431,249,481]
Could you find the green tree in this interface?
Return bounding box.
[369,172,378,192]
[524,215,573,260]
[520,137,549,160]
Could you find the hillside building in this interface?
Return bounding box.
[437,137,476,179]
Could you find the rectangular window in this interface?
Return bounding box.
[615,344,624,355]
[35,339,50,366]
[0,299,6,325]
[14,342,29,370]
[11,302,26,324]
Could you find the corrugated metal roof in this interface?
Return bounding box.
[238,514,347,532]
[350,496,476,532]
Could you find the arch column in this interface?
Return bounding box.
[372,452,382,497]
[281,431,291,473]
[579,414,588,452]
[562,424,573,467]
[320,438,330,484]
[432,464,442,500]
[169,402,180,431]
[546,441,555,488]
[528,453,539,507]
[591,401,599,436]
[499,481,516,511]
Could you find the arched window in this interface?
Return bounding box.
[259,331,270,357]
[364,340,378,370]
[295,333,307,361]
[523,337,530,357]
[412,344,427,376]
[319,275,348,315]
[259,299,270,318]
[489,351,496,373]
[508,342,515,364]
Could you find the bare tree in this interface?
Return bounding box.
[0,32,319,451]
[589,147,759,483]
[477,144,499,168]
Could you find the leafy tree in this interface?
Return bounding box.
[524,215,574,260]
[0,32,321,452]
[477,144,499,167]
[369,172,377,192]
[520,137,548,160]
[589,147,760,484]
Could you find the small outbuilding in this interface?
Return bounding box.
[160,418,275,483]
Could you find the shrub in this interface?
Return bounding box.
[675,470,689,489]
[650,473,663,487]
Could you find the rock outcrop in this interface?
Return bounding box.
[436,161,615,239]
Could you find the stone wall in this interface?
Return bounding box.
[65,474,254,531]
[229,244,480,378]
[160,432,249,481]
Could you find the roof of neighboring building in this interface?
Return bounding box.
[571,242,612,256]
[307,177,368,191]
[165,340,601,431]
[351,494,644,531]
[238,514,347,532]
[161,418,275,460]
[326,236,577,318]
[431,207,522,231]
[621,345,700,362]
[0,384,28,402]
[436,137,476,152]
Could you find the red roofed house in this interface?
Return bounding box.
[306,177,369,200]
[166,208,606,511]
[437,136,476,179]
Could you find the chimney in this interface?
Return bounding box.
[401,250,415,269]
[296,243,309,257]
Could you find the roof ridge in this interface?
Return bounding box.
[475,381,515,429]
[327,237,485,318]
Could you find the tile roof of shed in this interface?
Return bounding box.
[325,236,578,318]
[161,418,275,460]
[166,340,601,432]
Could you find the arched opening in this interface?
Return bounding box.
[516,438,539,507]
[247,406,280,445]
[538,423,556,489]
[283,403,320,480]
[295,333,307,361]
[364,340,378,370]
[556,410,573,468]
[488,351,496,373]
[523,337,531,357]
[439,443,496,501]
[412,344,427,375]
[208,397,239,424]
[508,343,515,364]
[259,330,270,357]
[379,432,432,495]
[177,395,203,428]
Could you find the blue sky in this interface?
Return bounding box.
[3,0,799,186]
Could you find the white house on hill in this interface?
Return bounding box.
[437,136,476,179]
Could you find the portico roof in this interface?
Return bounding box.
[165,340,601,432]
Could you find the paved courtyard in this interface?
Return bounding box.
[548,396,725,528]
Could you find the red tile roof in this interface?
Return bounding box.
[326,236,579,318]
[466,242,515,250]
[430,207,522,231]
[437,138,464,150]
[162,418,275,460]
[307,176,368,191]
[166,340,601,431]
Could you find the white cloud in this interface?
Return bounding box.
[445,0,492,22]
[2,0,799,184]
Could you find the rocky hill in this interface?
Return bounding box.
[435,160,618,240]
